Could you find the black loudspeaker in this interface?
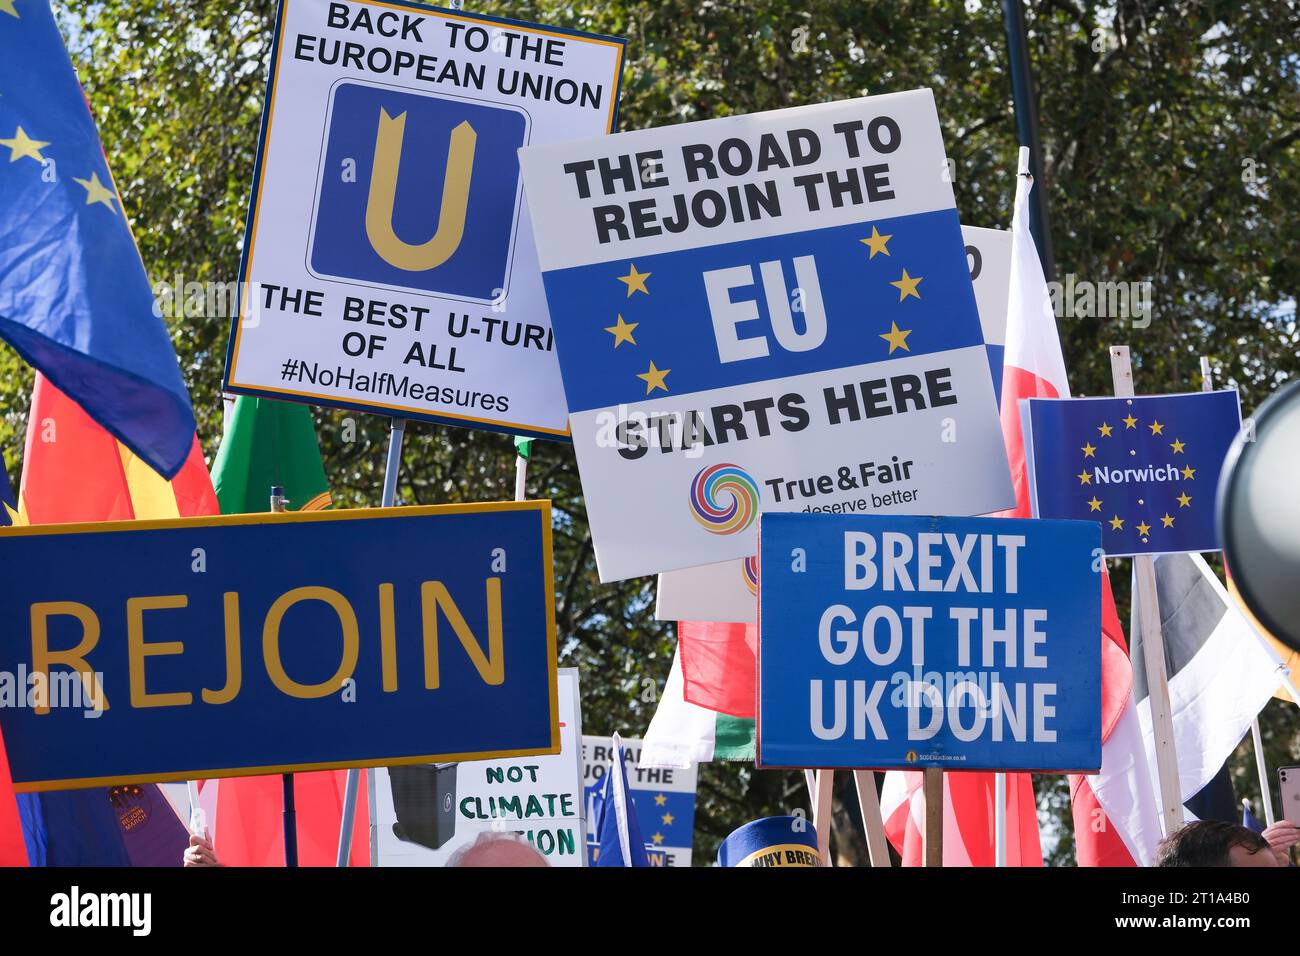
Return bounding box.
[1217,378,1300,652]
[389,763,459,851]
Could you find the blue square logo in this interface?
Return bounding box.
[310,82,528,302]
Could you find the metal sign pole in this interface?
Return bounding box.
[270,485,298,867]
[336,417,406,867]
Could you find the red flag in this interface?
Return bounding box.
[10,375,217,866]
[881,768,1042,866]
[678,621,757,718]
[205,773,368,867]
[994,166,1159,865]
[0,729,28,866]
[18,374,217,524]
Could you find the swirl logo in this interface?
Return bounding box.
[689,464,760,536]
[742,555,760,595]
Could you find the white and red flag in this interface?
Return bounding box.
[999,162,1161,865]
[882,159,1161,866]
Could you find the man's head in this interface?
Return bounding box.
[446,832,550,868]
[1155,820,1279,867]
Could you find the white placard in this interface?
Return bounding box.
[224,0,625,438]
[375,668,587,866]
[520,91,1015,581]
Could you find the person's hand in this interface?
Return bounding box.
[1261,820,1299,866]
[183,829,222,867]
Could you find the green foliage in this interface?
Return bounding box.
[6,0,1293,864]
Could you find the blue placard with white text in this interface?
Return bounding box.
[0,502,558,791]
[1022,391,1241,556]
[758,512,1101,772]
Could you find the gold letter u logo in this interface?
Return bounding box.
[365,108,476,272]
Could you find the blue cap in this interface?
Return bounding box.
[717,815,821,867]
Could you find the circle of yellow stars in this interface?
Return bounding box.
[1081,402,1194,544]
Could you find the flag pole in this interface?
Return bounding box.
[923,768,943,866]
[270,485,298,867]
[1001,0,1055,280]
[515,442,529,502]
[994,772,1007,866]
[1110,346,1184,836]
[336,416,407,867]
[852,771,892,866]
[813,769,834,866]
[1201,357,1280,827]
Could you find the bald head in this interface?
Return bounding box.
[448,833,550,868]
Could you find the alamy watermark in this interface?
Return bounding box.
[0,666,105,718]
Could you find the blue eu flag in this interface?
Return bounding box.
[0,1,196,478]
[1023,390,1242,556]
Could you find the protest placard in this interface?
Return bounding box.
[223,0,625,438]
[374,668,585,866]
[0,502,558,790]
[582,734,698,866]
[655,223,1013,621]
[758,512,1101,771]
[520,93,1013,580]
[1022,390,1241,556]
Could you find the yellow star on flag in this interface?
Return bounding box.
[662,812,675,825]
[637,360,670,394]
[860,226,892,258]
[1098,422,1114,437]
[1177,492,1192,508]
[654,794,666,806]
[1137,521,1152,537]
[1161,513,1175,528]
[880,321,911,353]
[1087,496,1103,512]
[618,263,651,296]
[1170,438,1186,454]
[0,0,18,19]
[1109,515,1125,531]
[1148,420,1164,435]
[651,832,665,845]
[604,314,637,347]
[1122,414,1138,429]
[1,126,48,163]
[890,268,922,301]
[1081,442,1097,458]
[73,172,117,213]
[1181,465,1195,480]
[1077,469,1092,485]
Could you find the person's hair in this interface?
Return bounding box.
[445,830,549,867]
[1154,820,1271,867]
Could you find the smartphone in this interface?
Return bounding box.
[1281,766,1300,823]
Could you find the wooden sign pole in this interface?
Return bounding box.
[923,768,943,866]
[1109,346,1184,836]
[813,768,834,865]
[852,771,892,866]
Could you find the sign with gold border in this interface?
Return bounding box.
[0,501,558,792]
[223,0,625,439]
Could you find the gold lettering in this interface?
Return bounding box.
[419,578,504,689]
[201,592,243,705]
[127,595,192,708]
[365,110,476,271]
[30,601,107,714]
[263,586,359,698]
